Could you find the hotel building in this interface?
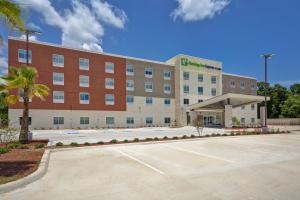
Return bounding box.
[8,37,267,129]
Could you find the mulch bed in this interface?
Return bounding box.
[0,140,48,185]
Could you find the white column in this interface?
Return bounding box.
[224,105,233,128]
[260,106,266,127]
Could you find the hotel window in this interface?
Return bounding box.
[145,67,153,78]
[164,98,171,105]
[164,70,171,80]
[251,104,255,110]
[146,117,153,124]
[52,54,64,67]
[241,118,245,125]
[79,75,89,87]
[53,117,64,125]
[126,80,134,91]
[183,71,189,80]
[79,58,89,70]
[126,64,134,76]
[164,84,171,94]
[211,76,217,84]
[198,87,203,95]
[18,49,31,63]
[19,117,32,126]
[211,88,217,96]
[105,78,114,89]
[198,99,203,103]
[106,117,115,125]
[146,97,153,105]
[198,74,203,82]
[79,92,90,104]
[251,118,256,123]
[183,85,189,94]
[53,72,64,85]
[164,117,171,124]
[126,117,134,125]
[53,91,64,103]
[126,95,134,104]
[230,80,236,88]
[105,94,115,105]
[105,62,114,73]
[145,82,153,92]
[240,81,246,89]
[80,117,89,125]
[241,105,245,110]
[183,98,189,105]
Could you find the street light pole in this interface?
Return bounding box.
[24,29,41,65]
[261,54,274,128]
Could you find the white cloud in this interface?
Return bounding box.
[20,34,38,41]
[0,57,8,75]
[17,0,127,52]
[171,0,230,22]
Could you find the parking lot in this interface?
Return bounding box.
[3,132,300,200]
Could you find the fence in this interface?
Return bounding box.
[265,118,300,125]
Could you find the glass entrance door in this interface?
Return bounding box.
[204,116,215,126]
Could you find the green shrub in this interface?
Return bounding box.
[204,134,210,137]
[154,137,159,141]
[182,135,188,139]
[56,142,63,146]
[123,139,129,143]
[133,138,139,142]
[7,142,21,149]
[211,133,217,137]
[84,142,90,146]
[19,145,29,149]
[97,141,104,144]
[173,136,178,140]
[190,134,195,138]
[145,138,153,141]
[230,131,235,136]
[70,142,78,147]
[0,147,10,154]
[222,134,227,136]
[110,139,118,144]
[216,133,221,136]
[34,143,44,149]
[163,136,168,140]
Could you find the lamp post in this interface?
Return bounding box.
[24,29,41,65]
[261,54,274,128]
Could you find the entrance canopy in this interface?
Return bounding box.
[188,93,270,111]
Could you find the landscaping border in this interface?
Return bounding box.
[0,149,51,194]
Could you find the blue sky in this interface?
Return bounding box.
[1,0,299,86]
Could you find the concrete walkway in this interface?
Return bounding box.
[3,131,300,200]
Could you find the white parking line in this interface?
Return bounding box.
[163,144,236,164]
[113,148,165,175]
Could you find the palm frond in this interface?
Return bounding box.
[7,94,19,104]
[0,0,25,31]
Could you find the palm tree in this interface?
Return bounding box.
[0,0,25,45]
[0,66,49,143]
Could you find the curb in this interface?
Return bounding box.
[0,149,51,194]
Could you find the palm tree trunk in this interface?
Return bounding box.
[19,88,29,143]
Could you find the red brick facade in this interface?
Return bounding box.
[8,39,127,111]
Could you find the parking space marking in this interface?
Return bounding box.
[113,148,165,175]
[163,144,237,164]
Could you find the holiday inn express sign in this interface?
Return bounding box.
[181,58,205,68]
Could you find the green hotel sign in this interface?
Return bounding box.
[181,58,205,68]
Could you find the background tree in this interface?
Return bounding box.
[281,95,300,118]
[0,91,8,127]
[0,66,49,143]
[290,83,300,95]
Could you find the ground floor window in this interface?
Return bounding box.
[106,117,115,125]
[184,98,189,105]
[164,117,171,124]
[53,117,64,125]
[126,117,134,124]
[241,118,245,125]
[251,118,255,123]
[80,117,89,125]
[19,117,32,125]
[146,117,153,124]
